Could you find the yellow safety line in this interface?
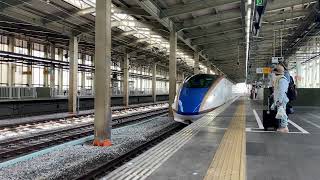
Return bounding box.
[204,101,246,180]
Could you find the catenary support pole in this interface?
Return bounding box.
[7,36,15,99]
[27,41,33,86]
[50,44,55,89]
[93,0,112,146]
[81,53,86,90]
[152,62,157,103]
[169,25,177,117]
[43,45,49,87]
[58,48,64,92]
[194,51,200,74]
[68,36,78,114]
[207,61,211,74]
[123,52,129,107]
[8,36,15,87]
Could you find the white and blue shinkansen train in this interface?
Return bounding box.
[172,74,233,124]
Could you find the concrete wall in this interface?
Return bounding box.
[0,95,169,119]
[263,88,320,106]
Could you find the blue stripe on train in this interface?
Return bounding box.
[177,87,209,115]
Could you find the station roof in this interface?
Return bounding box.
[0,0,318,82]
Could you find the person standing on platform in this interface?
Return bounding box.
[272,64,290,133]
[280,61,290,82]
[254,86,258,99]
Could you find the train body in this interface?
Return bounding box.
[172,74,233,124]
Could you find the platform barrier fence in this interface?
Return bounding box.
[0,87,37,99]
[0,86,169,99]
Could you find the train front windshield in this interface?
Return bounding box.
[184,74,219,88]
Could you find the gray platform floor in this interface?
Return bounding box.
[144,97,320,180]
[247,100,320,180]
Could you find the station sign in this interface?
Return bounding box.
[256,0,263,6]
[256,67,272,74]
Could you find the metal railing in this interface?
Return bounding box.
[51,88,95,97]
[0,86,169,99]
[0,86,37,99]
[129,88,152,96]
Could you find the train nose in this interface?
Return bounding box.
[177,87,209,115]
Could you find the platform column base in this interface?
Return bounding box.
[93,139,112,147]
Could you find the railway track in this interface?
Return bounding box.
[76,122,185,180]
[0,108,168,163]
[0,102,167,129]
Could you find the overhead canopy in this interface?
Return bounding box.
[0,0,318,82]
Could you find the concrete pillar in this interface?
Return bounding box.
[123,53,129,107]
[194,51,199,74]
[140,66,143,91]
[81,54,86,90]
[206,61,211,74]
[27,41,33,86]
[319,58,320,88]
[91,55,94,91]
[68,36,78,114]
[58,48,64,92]
[93,0,112,146]
[7,36,15,87]
[169,28,177,117]
[152,63,157,103]
[50,45,55,89]
[43,45,49,87]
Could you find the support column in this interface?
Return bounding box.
[50,44,55,89]
[140,66,143,91]
[93,0,112,146]
[27,41,33,86]
[81,54,86,90]
[58,48,64,92]
[194,51,199,74]
[152,63,157,103]
[207,61,211,74]
[43,45,49,87]
[91,54,95,91]
[319,57,320,88]
[123,53,129,107]
[7,36,15,87]
[169,27,177,117]
[68,36,78,114]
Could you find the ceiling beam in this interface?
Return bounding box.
[200,41,242,50]
[160,0,239,18]
[266,0,317,12]
[204,46,241,55]
[179,9,241,31]
[264,10,310,23]
[0,7,81,37]
[0,0,32,11]
[77,7,150,17]
[192,32,243,46]
[185,21,242,39]
[191,29,242,41]
[133,0,209,62]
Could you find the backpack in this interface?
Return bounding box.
[287,76,297,101]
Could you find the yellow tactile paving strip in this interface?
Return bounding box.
[204,101,246,180]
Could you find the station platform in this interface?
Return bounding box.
[104,96,320,180]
